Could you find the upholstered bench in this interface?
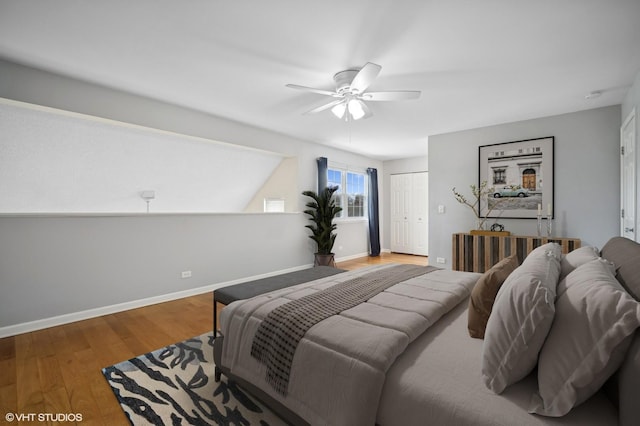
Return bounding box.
[213,266,345,337]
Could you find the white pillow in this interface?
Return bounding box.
[529,258,640,417]
[482,243,562,394]
[559,245,600,281]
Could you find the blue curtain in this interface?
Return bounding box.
[367,168,381,256]
[317,157,328,193]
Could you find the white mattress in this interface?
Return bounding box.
[376,298,618,426]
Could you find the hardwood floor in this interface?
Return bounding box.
[337,251,429,270]
[0,252,426,425]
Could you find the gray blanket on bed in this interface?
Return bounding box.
[220,264,480,426]
[250,264,435,395]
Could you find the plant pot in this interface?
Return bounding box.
[314,253,336,267]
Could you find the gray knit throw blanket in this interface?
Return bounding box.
[250,264,435,395]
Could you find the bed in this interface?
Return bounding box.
[214,236,640,426]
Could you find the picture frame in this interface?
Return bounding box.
[478,136,554,219]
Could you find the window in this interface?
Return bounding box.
[346,172,366,217]
[327,167,367,219]
[263,198,285,212]
[327,168,343,214]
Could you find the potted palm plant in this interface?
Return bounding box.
[302,186,342,267]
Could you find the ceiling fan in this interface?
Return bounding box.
[286,62,421,121]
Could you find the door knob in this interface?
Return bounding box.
[625,227,635,233]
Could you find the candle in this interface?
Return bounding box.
[547,203,552,216]
[537,204,542,214]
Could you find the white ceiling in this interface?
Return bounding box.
[1,1,639,160]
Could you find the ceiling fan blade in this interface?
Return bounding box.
[361,91,421,101]
[304,99,345,115]
[286,84,338,97]
[350,62,382,93]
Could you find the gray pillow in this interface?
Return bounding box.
[559,245,599,281]
[529,258,640,417]
[601,237,640,301]
[482,243,561,394]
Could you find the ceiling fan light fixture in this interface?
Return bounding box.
[331,102,347,119]
[347,99,365,120]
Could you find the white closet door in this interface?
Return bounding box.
[390,172,428,256]
[391,174,412,253]
[412,172,429,256]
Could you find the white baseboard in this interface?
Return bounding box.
[334,252,370,263]
[0,264,313,338]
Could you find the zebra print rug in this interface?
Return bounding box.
[102,332,286,425]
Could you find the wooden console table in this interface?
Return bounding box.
[452,233,581,273]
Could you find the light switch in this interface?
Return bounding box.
[438,205,445,214]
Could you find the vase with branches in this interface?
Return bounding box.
[452,181,508,230]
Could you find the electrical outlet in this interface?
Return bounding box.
[438,205,445,214]
[181,270,192,279]
[436,257,446,264]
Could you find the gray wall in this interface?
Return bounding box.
[0,60,380,335]
[428,106,621,268]
[0,213,307,329]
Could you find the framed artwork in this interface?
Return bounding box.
[478,136,554,219]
